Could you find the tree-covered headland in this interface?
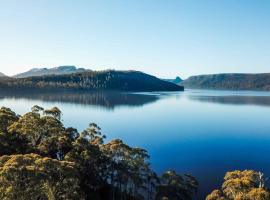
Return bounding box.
[0,70,184,92]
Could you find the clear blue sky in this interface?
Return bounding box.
[0,0,269,78]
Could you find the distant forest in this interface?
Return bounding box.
[182,73,270,91]
[0,70,183,92]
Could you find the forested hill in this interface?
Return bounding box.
[182,73,270,91]
[0,70,184,92]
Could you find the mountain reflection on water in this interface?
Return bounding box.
[0,89,167,109]
[188,90,270,107]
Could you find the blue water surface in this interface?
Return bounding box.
[1,89,270,199]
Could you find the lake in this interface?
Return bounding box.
[1,89,270,199]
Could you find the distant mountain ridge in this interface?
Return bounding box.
[163,76,183,85]
[0,72,6,77]
[182,73,270,91]
[14,66,87,78]
[1,70,184,92]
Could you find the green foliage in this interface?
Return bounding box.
[0,131,30,156]
[206,170,270,200]
[0,105,196,200]
[64,125,107,199]
[0,107,19,132]
[182,73,270,91]
[155,170,198,200]
[0,153,83,200]
[102,139,154,199]
[8,106,72,159]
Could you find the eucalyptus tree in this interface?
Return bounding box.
[206,170,270,200]
[101,139,154,199]
[0,107,29,156]
[0,130,30,156]
[64,123,108,199]
[0,107,19,132]
[129,147,152,197]
[0,153,83,200]
[7,105,74,159]
[102,139,133,199]
[146,171,160,200]
[155,170,198,200]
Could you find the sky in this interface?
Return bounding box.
[0,0,269,79]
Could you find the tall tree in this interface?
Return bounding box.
[64,123,108,199]
[206,170,270,200]
[0,107,19,132]
[155,170,198,200]
[8,106,74,159]
[0,153,84,200]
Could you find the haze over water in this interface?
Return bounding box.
[1,89,270,198]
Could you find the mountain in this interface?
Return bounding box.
[0,72,8,77]
[1,70,184,92]
[0,72,6,77]
[14,66,86,78]
[182,73,270,91]
[163,76,183,84]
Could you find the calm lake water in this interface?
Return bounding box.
[1,89,270,199]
